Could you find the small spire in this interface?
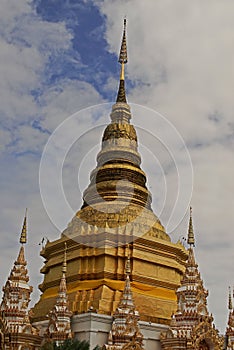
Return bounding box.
[62,242,67,275]
[20,209,27,245]
[125,245,131,276]
[187,206,195,247]
[116,18,128,103]
[17,246,26,265]
[104,242,144,349]
[46,241,73,343]
[119,19,128,68]
[229,286,233,310]
[58,243,68,295]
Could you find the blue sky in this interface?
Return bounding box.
[0,0,234,334]
[34,0,118,100]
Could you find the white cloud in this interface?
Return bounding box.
[40,79,104,132]
[0,0,104,309]
[0,0,74,139]
[0,0,105,159]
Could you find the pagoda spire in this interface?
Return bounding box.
[118,251,134,310]
[0,212,41,348]
[103,248,144,350]
[59,242,67,294]
[229,286,233,310]
[116,18,128,103]
[187,206,195,247]
[45,242,73,345]
[20,208,27,245]
[226,287,234,349]
[161,212,223,350]
[79,19,159,213]
[17,209,28,266]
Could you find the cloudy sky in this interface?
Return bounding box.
[0,0,234,333]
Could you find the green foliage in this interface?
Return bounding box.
[40,342,55,350]
[41,339,90,350]
[56,339,90,350]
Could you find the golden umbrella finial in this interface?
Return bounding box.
[116,18,128,103]
[20,208,27,244]
[187,206,195,247]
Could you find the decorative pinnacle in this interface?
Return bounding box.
[187,206,195,247]
[116,18,128,103]
[118,18,128,66]
[62,242,67,274]
[229,286,233,310]
[20,208,27,244]
[125,245,131,276]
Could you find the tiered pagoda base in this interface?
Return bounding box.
[32,203,187,326]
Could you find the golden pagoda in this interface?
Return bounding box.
[32,19,188,337]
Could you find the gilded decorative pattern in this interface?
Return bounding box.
[103,123,137,142]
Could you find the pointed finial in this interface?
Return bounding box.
[118,18,128,66]
[229,286,233,310]
[116,18,128,103]
[62,242,67,274]
[187,206,195,247]
[125,244,131,276]
[20,208,27,244]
